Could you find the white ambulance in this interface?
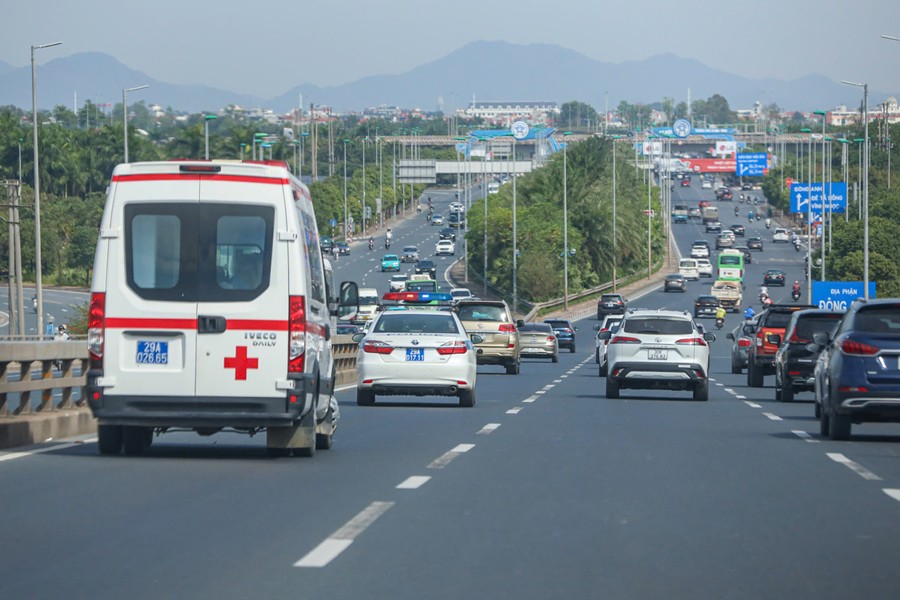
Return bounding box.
[86,160,357,457]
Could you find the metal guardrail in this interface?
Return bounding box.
[0,339,360,420]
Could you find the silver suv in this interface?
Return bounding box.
[599,309,715,401]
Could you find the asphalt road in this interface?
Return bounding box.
[1,182,899,599]
[0,286,89,335]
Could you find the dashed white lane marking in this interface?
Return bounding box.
[709,378,717,382]
[476,423,502,434]
[736,395,747,399]
[295,501,395,567]
[883,489,900,502]
[792,430,819,443]
[428,443,475,469]
[744,401,761,408]
[763,412,783,421]
[715,383,724,387]
[826,453,883,481]
[542,384,554,391]
[506,407,523,415]
[0,438,96,463]
[724,388,736,394]
[396,476,431,489]
[535,390,546,395]
[553,379,562,383]
[522,397,537,403]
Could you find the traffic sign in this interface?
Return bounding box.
[735,153,768,176]
[673,119,691,138]
[812,281,877,311]
[329,218,338,228]
[511,121,530,140]
[789,182,848,214]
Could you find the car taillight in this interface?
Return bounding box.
[840,338,879,356]
[756,332,764,347]
[787,333,810,344]
[498,323,516,332]
[738,339,752,347]
[563,328,573,334]
[288,295,306,372]
[437,341,468,355]
[675,337,707,346]
[363,340,394,354]
[610,335,641,344]
[87,292,105,370]
[547,336,556,342]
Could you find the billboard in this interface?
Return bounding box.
[679,158,738,173]
[811,281,877,311]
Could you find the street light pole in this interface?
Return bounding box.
[814,110,827,280]
[31,40,62,339]
[122,84,148,163]
[204,114,217,160]
[512,136,518,314]
[612,135,619,292]
[343,139,349,240]
[843,80,870,299]
[563,132,572,310]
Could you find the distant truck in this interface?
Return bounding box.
[702,205,719,224]
[711,279,742,312]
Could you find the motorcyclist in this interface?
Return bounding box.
[744,306,756,320]
[765,218,771,228]
[748,210,754,222]
[734,206,740,217]
[368,236,374,251]
[715,305,727,326]
[386,228,393,242]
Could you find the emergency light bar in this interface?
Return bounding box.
[382,292,453,303]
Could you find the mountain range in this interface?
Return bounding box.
[0,41,890,115]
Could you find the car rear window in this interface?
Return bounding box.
[601,295,622,302]
[457,304,506,322]
[794,314,843,341]
[519,323,553,333]
[374,313,460,334]
[764,311,799,329]
[623,317,693,335]
[544,320,570,329]
[854,306,900,332]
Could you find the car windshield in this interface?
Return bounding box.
[457,304,506,321]
[623,317,694,335]
[406,281,437,292]
[359,295,379,306]
[854,306,900,332]
[374,313,459,334]
[383,255,398,261]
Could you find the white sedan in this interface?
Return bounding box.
[691,245,710,259]
[449,201,465,213]
[435,239,455,256]
[355,309,480,407]
[696,258,714,278]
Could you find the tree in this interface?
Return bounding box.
[558,101,599,131]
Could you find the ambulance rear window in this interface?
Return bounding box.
[125,203,274,302]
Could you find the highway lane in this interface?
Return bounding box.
[0,286,89,335]
[2,181,900,598]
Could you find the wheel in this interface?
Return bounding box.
[599,360,608,378]
[569,345,576,354]
[122,426,149,456]
[605,377,619,399]
[781,382,794,403]
[814,401,821,419]
[747,358,764,387]
[595,349,600,364]
[357,389,375,406]
[506,361,520,375]
[552,353,559,363]
[315,403,335,450]
[458,388,475,407]
[693,380,709,401]
[731,356,741,374]
[829,413,852,440]
[819,408,830,437]
[97,425,123,455]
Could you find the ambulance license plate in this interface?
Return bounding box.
[136,341,168,365]
[406,348,424,362]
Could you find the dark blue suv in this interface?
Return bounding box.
[812,299,900,440]
[544,319,577,353]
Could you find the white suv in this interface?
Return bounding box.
[600,309,715,401]
[773,228,790,243]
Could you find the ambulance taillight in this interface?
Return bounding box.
[87,292,106,371]
[288,295,306,373]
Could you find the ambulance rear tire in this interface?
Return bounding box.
[122,426,149,456]
[98,425,123,455]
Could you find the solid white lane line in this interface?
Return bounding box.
[826,453,883,481]
[506,407,523,415]
[295,501,395,567]
[0,438,95,463]
[396,476,431,489]
[744,401,761,408]
[763,412,783,421]
[477,423,502,434]
[883,489,900,502]
[792,430,819,443]
[428,443,475,469]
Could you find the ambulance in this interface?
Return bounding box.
[86,160,356,457]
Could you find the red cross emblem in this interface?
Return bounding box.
[224,346,259,380]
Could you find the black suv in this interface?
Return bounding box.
[746,303,815,387]
[771,309,843,402]
[414,260,437,279]
[694,295,720,319]
[597,294,626,319]
[544,319,577,353]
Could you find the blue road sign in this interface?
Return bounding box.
[735,153,768,176]
[789,182,847,214]
[812,281,877,311]
[329,218,338,228]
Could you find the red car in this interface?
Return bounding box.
[680,178,691,187]
[698,200,711,208]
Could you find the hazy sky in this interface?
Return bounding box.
[4,0,900,100]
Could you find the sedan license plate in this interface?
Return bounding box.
[406,348,424,362]
[648,349,668,361]
[136,341,168,365]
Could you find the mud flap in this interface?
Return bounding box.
[267,401,316,450]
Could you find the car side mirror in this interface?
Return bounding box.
[812,331,831,346]
[597,330,612,341]
[515,319,525,328]
[766,333,781,346]
[726,332,735,341]
[743,324,756,336]
[351,332,365,343]
[703,332,716,342]
[805,342,820,353]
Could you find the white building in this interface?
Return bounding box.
[459,101,559,125]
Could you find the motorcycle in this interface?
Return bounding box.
[792,289,801,302]
[756,214,761,221]
[765,219,771,229]
[793,239,801,252]
[715,317,725,330]
[368,239,374,251]
[385,239,391,250]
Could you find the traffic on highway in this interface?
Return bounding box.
[2,173,899,599]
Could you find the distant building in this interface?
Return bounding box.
[459,101,559,126]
